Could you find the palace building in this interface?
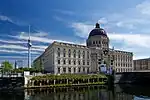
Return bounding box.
[34,23,133,74]
[134,58,150,71]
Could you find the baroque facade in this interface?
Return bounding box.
[34,23,133,74]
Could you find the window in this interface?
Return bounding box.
[83,51,85,58]
[87,61,89,65]
[63,59,66,64]
[87,68,89,73]
[83,60,85,65]
[63,49,66,57]
[57,48,60,57]
[68,67,71,73]
[57,52,60,57]
[74,53,76,58]
[111,60,113,65]
[98,59,101,64]
[98,61,101,64]
[93,41,95,44]
[68,49,71,57]
[74,68,76,73]
[78,67,81,72]
[74,60,76,65]
[83,67,85,72]
[87,51,89,59]
[99,41,101,44]
[63,52,66,57]
[73,50,76,58]
[68,60,71,65]
[63,68,66,73]
[58,59,60,64]
[58,68,60,73]
[78,50,81,58]
[78,60,80,65]
[96,41,97,44]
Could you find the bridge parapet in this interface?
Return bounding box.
[133,70,150,72]
[114,71,150,84]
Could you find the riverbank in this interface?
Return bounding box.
[25,74,108,88]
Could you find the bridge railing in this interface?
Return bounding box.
[0,73,24,77]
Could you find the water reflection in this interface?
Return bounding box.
[0,85,150,100]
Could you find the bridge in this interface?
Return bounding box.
[114,70,150,84]
[133,70,150,72]
[0,73,24,89]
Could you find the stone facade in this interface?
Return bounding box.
[34,23,133,74]
[134,58,150,71]
[42,42,91,74]
[114,50,133,72]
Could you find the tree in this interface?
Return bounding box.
[1,61,13,72]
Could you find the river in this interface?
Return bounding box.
[0,85,150,100]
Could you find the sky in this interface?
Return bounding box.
[0,0,150,66]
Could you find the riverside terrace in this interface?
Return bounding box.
[25,74,109,88]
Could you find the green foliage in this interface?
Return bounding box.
[31,74,107,81]
[12,67,42,73]
[1,61,13,72]
[33,58,43,72]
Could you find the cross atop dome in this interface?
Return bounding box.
[95,23,100,28]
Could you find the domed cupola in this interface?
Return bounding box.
[88,23,107,37]
[86,23,109,49]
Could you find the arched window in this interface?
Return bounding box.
[96,41,97,44]
[93,41,95,44]
[99,41,101,44]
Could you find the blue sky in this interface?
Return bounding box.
[0,0,150,66]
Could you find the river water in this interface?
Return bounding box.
[0,85,150,100]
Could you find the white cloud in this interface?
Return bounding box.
[71,22,150,59]
[71,22,93,38]
[133,56,150,60]
[116,21,135,29]
[0,45,26,50]
[32,32,49,37]
[0,39,26,44]
[32,45,47,49]
[136,0,150,16]
[0,44,45,52]
[98,18,108,24]
[71,22,150,48]
[84,1,150,31]
[0,56,31,59]
[0,49,40,54]
[11,33,84,45]
[0,15,12,22]
[108,33,150,48]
